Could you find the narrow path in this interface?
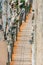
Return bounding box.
[10,13,32,65]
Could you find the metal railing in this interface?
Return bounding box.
[6,23,18,65]
[6,5,31,65]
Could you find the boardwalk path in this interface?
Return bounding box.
[10,13,33,65]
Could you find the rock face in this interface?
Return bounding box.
[32,0,43,65]
[35,0,43,65]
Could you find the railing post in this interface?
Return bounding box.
[7,44,12,65]
[25,5,26,22]
[16,25,18,41]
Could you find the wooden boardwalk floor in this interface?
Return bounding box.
[10,13,32,65]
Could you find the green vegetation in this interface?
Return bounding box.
[20,0,25,8]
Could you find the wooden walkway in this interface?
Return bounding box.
[10,13,32,65]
